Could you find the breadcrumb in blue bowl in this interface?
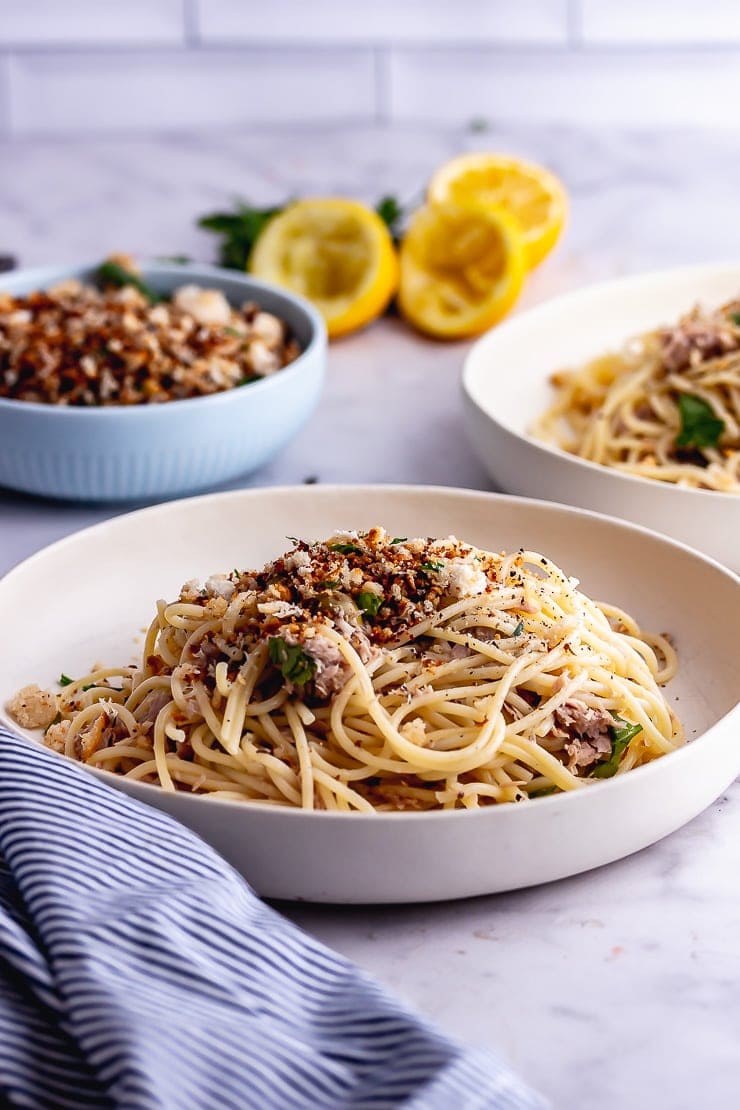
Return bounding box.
[0,260,326,502]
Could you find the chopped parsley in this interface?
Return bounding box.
[730,311,740,326]
[59,673,95,691]
[320,579,340,590]
[420,560,444,573]
[675,393,725,451]
[529,785,557,798]
[357,590,383,617]
[268,637,317,686]
[512,620,524,637]
[591,716,643,779]
[329,542,363,556]
[96,260,161,303]
[224,326,244,339]
[236,375,260,387]
[286,536,299,544]
[390,537,407,544]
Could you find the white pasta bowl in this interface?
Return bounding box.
[0,262,326,502]
[462,262,740,572]
[0,484,738,903]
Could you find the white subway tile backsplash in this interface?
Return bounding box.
[8,48,376,133]
[579,0,740,45]
[0,0,186,47]
[388,48,740,127]
[196,0,569,45]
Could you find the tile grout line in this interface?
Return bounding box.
[566,0,583,48]
[374,46,390,124]
[182,0,199,47]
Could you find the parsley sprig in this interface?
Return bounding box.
[198,202,286,270]
[375,195,404,243]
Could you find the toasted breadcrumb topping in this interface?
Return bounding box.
[0,259,300,406]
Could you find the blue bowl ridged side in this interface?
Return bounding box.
[0,263,327,502]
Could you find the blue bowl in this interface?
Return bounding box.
[0,263,327,502]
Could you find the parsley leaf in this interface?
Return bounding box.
[58,673,73,687]
[198,201,286,270]
[591,716,643,779]
[96,260,161,303]
[357,590,383,617]
[675,393,725,451]
[329,542,363,555]
[391,537,407,544]
[268,637,317,686]
[376,195,404,243]
[529,785,557,798]
[420,560,444,573]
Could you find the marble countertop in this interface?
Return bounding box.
[1,123,739,1108]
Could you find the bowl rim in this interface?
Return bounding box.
[462,260,740,503]
[2,481,738,822]
[0,260,327,417]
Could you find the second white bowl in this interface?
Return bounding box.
[462,262,740,571]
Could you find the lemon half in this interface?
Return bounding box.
[249,198,398,339]
[398,202,526,340]
[428,153,567,269]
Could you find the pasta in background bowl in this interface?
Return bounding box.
[0,485,738,903]
[462,262,740,570]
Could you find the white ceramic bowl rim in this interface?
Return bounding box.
[462,261,740,502]
[0,260,326,416]
[5,482,738,822]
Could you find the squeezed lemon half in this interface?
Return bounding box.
[249,198,398,339]
[428,153,567,269]
[398,202,526,340]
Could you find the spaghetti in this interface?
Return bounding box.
[9,528,683,811]
[532,297,740,492]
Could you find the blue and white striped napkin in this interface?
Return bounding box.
[0,726,546,1109]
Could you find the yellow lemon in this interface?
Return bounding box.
[249,198,398,339]
[398,202,526,340]
[428,153,567,269]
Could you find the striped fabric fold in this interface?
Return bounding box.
[0,727,546,1109]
